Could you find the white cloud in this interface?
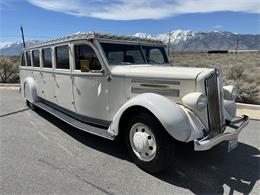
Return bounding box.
[27,0,260,20]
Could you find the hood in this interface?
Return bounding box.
[110,65,209,80]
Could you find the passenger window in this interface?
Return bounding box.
[42,48,52,68]
[32,50,40,67]
[26,51,31,66]
[21,53,26,66]
[55,45,70,69]
[74,44,102,72]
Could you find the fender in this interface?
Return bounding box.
[224,100,236,121]
[23,77,39,103]
[108,93,194,142]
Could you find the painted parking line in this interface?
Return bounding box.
[29,120,38,128]
[38,131,49,141]
[57,143,73,156]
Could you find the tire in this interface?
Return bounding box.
[125,112,175,173]
[26,100,36,110]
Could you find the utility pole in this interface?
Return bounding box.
[168,31,171,56]
[235,33,240,54]
[20,25,26,48]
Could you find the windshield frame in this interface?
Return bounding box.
[98,39,170,66]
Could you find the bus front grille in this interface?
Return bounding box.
[205,71,225,136]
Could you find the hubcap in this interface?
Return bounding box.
[129,123,157,162]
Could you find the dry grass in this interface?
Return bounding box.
[170,52,260,104]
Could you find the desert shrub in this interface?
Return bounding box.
[0,56,20,83]
[226,65,244,80]
[225,65,259,103]
[170,52,260,104]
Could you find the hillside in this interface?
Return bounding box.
[133,30,260,52]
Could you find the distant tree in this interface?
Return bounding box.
[0,56,20,83]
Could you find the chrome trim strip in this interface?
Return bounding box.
[131,87,179,97]
[139,84,168,88]
[194,115,249,151]
[132,79,180,85]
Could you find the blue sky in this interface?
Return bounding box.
[0,0,259,43]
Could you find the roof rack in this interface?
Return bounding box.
[24,32,164,50]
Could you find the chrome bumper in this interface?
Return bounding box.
[194,115,249,151]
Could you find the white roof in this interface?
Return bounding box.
[23,32,164,50]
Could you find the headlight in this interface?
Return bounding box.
[197,94,208,111]
[223,85,236,100]
[182,92,208,111]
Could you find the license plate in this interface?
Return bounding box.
[228,138,238,152]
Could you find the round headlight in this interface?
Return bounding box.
[182,92,208,111]
[197,94,208,111]
[223,85,236,100]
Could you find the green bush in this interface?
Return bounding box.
[0,56,20,83]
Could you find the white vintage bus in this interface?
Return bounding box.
[20,32,249,173]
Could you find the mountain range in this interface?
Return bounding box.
[0,30,259,55]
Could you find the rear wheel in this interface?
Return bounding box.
[125,112,175,173]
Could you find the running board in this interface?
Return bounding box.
[34,102,115,140]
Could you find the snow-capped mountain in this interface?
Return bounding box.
[0,40,41,56]
[133,30,260,52]
[0,30,259,55]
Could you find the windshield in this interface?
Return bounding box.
[100,42,169,65]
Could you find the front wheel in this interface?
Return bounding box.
[125,112,175,173]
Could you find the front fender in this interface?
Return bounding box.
[108,93,193,142]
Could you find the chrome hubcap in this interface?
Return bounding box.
[129,123,157,162]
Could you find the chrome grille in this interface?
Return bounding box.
[205,71,225,136]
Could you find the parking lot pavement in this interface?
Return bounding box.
[0,88,259,194]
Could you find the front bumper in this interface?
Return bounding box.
[194,115,249,151]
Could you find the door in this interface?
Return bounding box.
[54,44,74,111]
[72,42,110,124]
[31,49,44,97]
[42,47,56,103]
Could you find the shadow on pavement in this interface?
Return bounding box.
[35,109,259,194]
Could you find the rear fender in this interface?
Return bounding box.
[23,77,39,103]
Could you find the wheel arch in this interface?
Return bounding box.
[23,77,39,103]
[108,93,192,142]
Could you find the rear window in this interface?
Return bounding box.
[55,45,70,69]
[26,51,31,66]
[42,48,52,68]
[32,50,40,67]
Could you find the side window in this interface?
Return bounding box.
[26,51,31,66]
[32,50,40,67]
[21,53,26,66]
[74,44,102,72]
[42,48,52,68]
[55,45,70,69]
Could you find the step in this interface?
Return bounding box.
[34,102,115,140]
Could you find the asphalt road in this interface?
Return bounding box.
[0,89,259,194]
